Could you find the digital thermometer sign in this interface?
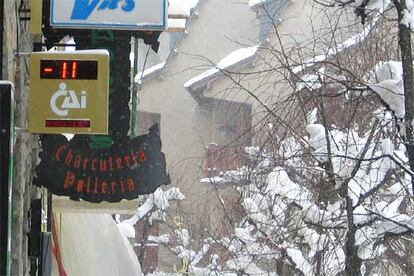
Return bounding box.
[40,60,98,80]
[29,50,109,134]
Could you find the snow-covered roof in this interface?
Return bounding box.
[167,18,186,31]
[134,61,166,84]
[248,0,273,10]
[132,1,202,85]
[167,0,200,31]
[184,45,259,98]
[292,2,389,76]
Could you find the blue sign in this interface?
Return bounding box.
[70,0,135,20]
[51,0,167,30]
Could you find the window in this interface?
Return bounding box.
[135,111,161,136]
[203,99,252,176]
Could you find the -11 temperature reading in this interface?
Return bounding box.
[40,60,98,80]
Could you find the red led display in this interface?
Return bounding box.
[43,67,54,73]
[40,60,98,80]
[62,61,68,79]
[71,62,78,79]
[45,119,91,128]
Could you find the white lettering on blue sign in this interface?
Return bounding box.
[51,0,167,30]
[71,0,135,20]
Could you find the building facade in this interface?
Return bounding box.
[2,0,40,275]
[134,0,361,271]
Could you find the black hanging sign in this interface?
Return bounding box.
[34,125,170,203]
[35,23,166,202]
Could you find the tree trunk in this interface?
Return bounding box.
[345,195,362,276]
[395,0,414,194]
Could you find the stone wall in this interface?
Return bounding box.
[2,0,39,275]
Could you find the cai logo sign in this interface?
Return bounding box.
[50,0,167,30]
[50,83,87,117]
